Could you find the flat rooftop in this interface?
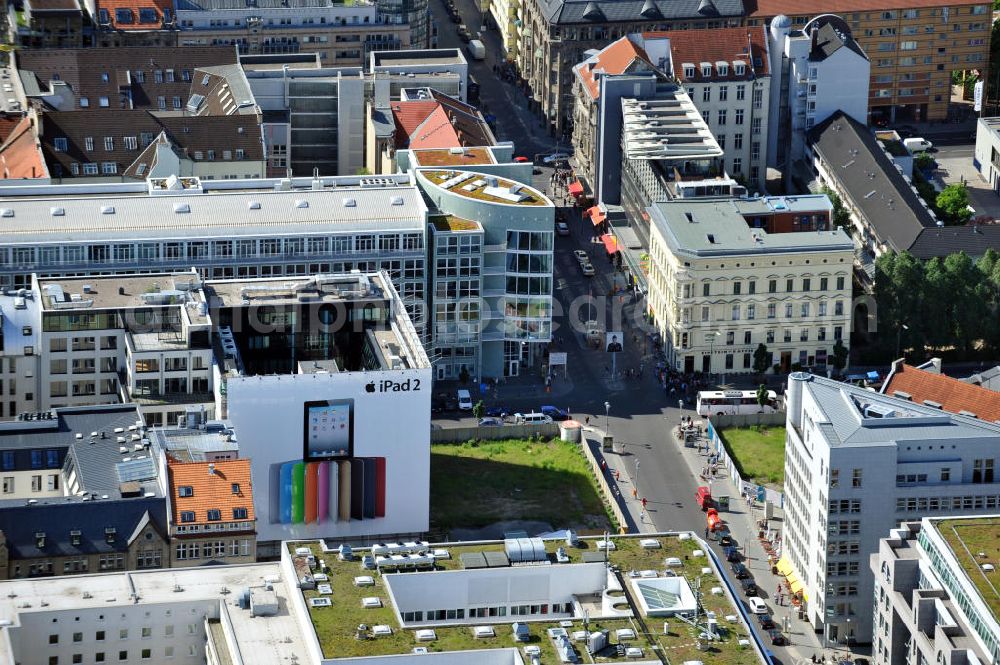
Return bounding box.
[421,170,549,207]
[932,517,1000,627]
[36,272,208,316]
[148,421,238,462]
[0,175,424,243]
[372,49,465,68]
[651,199,853,257]
[412,147,495,167]
[289,534,765,663]
[430,215,482,233]
[732,195,833,216]
[0,563,307,665]
[203,272,389,309]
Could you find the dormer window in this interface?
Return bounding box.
[700,62,712,77]
[716,61,729,76]
[70,530,81,546]
[682,63,695,79]
[35,532,45,549]
[734,61,746,76]
[104,527,116,544]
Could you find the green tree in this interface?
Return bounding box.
[755,383,770,409]
[874,251,926,353]
[472,400,485,420]
[752,343,771,375]
[914,152,935,171]
[936,183,974,225]
[821,186,851,229]
[831,339,849,373]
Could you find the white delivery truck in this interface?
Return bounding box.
[467,40,486,60]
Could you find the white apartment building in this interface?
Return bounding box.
[646,199,853,375]
[767,15,870,180]
[871,517,1000,665]
[783,373,1000,644]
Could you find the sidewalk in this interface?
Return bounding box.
[582,427,655,535]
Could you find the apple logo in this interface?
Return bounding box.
[365,382,376,393]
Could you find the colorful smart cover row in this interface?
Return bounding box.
[273,458,386,524]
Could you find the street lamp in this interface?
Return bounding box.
[708,331,721,381]
[846,618,852,654]
[896,323,909,360]
[604,401,611,436]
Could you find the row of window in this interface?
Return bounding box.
[174,540,251,559]
[178,507,249,523]
[896,493,1000,512]
[401,602,573,623]
[1,473,59,493]
[1,449,60,470]
[686,276,847,298]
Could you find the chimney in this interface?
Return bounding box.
[811,26,818,52]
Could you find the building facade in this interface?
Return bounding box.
[746,0,991,124]
[871,517,1000,665]
[783,373,1000,644]
[767,15,870,180]
[647,200,853,375]
[515,0,743,132]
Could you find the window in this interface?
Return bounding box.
[99,97,109,107]
[735,109,744,124]
[178,486,193,497]
[702,87,710,102]
[747,304,755,320]
[717,109,727,125]
[736,84,745,100]
[231,483,240,494]
[767,304,776,319]
[830,469,839,487]
[731,304,740,320]
[732,158,742,174]
[785,304,793,318]
[80,97,89,108]
[172,96,182,109]
[733,281,741,295]
[726,331,735,345]
[101,162,117,175]
[123,136,137,150]
[703,283,710,297]
[180,511,195,523]
[119,652,128,662]
[719,85,728,101]
[734,133,743,149]
[85,137,94,152]
[940,468,950,482]
[768,279,776,293]
[973,458,994,483]
[54,138,68,152]
[233,507,248,519]
[207,509,221,521]
[103,137,114,151]
[157,96,166,110]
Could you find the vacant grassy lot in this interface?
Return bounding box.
[718,426,785,487]
[430,438,609,531]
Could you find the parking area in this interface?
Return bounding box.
[932,145,1000,219]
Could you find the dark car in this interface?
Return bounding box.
[486,406,511,418]
[740,577,758,596]
[449,10,461,22]
[723,546,741,563]
[540,405,570,421]
[719,533,734,547]
[766,629,787,646]
[756,614,775,630]
[730,562,750,579]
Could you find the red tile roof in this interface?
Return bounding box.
[883,363,1000,422]
[96,0,172,30]
[573,36,653,100]
[391,93,494,150]
[168,459,255,527]
[645,26,770,81]
[0,116,48,180]
[744,0,980,17]
[0,114,23,144]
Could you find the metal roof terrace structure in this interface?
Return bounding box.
[621,96,723,162]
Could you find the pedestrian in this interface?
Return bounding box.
[614,469,620,481]
[600,458,607,471]
[641,497,647,509]
[585,416,591,426]
[632,486,638,499]
[704,526,709,538]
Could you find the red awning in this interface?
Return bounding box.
[601,234,619,255]
[586,206,606,225]
[567,180,583,196]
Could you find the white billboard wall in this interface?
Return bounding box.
[227,367,432,542]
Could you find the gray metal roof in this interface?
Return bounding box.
[807,111,937,253]
[540,0,742,24]
[908,224,1000,260]
[799,374,1000,450]
[649,199,853,258]
[0,184,427,244]
[621,96,723,161]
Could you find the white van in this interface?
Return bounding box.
[457,389,473,410]
[514,412,553,425]
[903,137,933,153]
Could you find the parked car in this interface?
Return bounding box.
[513,412,553,425]
[747,597,768,614]
[542,152,571,164]
[486,405,511,418]
[513,156,530,163]
[478,417,503,427]
[718,533,734,547]
[724,546,741,563]
[766,629,787,646]
[903,137,933,153]
[740,578,758,596]
[730,562,750,579]
[556,222,570,236]
[573,250,589,264]
[449,10,461,22]
[457,389,473,410]
[756,614,775,630]
[580,262,596,276]
[695,486,713,510]
[540,405,570,421]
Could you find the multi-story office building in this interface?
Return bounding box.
[782,373,1000,643]
[647,200,853,374]
[515,0,743,132]
[0,403,171,579]
[766,15,870,181]
[175,0,409,66]
[0,175,427,317]
[871,516,1000,665]
[414,166,555,378]
[746,0,991,124]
